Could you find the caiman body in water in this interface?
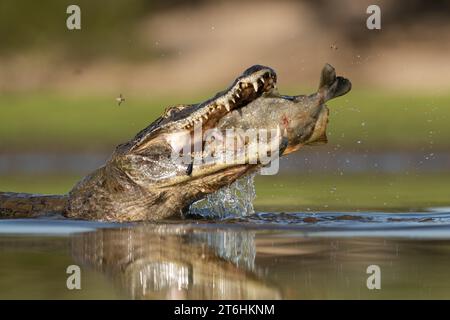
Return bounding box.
[0,64,351,222]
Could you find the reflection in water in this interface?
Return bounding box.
[71,224,281,299]
[3,213,450,299]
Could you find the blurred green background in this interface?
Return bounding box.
[1,0,450,211]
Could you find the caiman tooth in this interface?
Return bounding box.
[252,82,259,92]
[203,114,208,120]
[235,92,240,98]
[241,82,248,88]
[259,77,265,84]
[231,97,236,104]
[224,102,231,112]
[217,105,222,110]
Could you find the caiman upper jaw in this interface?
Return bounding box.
[128,65,277,154]
[168,65,277,132]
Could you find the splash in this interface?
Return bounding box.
[190,173,257,219]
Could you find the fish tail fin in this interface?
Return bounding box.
[318,64,352,102]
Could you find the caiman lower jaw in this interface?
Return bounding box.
[155,127,284,189]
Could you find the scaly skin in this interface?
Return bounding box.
[0,64,351,222]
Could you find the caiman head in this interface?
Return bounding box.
[67,64,351,222]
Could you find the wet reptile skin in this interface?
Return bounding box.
[0,64,351,222]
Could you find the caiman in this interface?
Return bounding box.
[0,64,351,222]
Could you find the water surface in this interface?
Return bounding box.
[1,210,450,299]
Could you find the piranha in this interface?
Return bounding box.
[0,64,351,222]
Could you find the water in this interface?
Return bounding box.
[1,168,449,299]
[190,174,257,218]
[2,209,450,299]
